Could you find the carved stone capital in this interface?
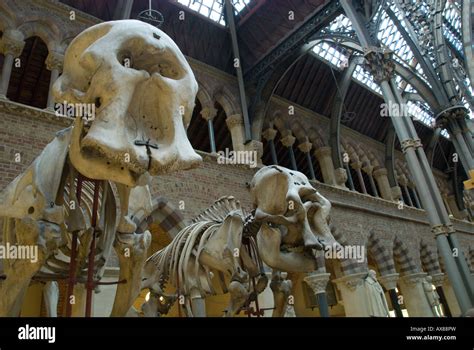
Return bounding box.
[333,272,367,292]
[314,146,332,160]
[362,165,373,175]
[373,167,388,178]
[304,272,331,295]
[225,114,243,129]
[200,106,218,121]
[262,128,277,141]
[351,161,362,170]
[431,224,455,236]
[280,135,295,148]
[46,51,64,72]
[430,273,445,288]
[1,30,25,57]
[364,47,396,83]
[401,272,427,286]
[398,174,408,186]
[297,141,312,153]
[378,273,399,290]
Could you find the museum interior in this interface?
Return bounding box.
[0,0,473,318]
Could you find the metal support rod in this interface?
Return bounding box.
[85,180,101,317]
[435,286,452,317]
[306,152,316,180]
[269,139,278,165]
[225,0,252,143]
[288,146,297,171]
[317,293,330,317]
[368,174,379,197]
[388,289,403,318]
[207,119,217,153]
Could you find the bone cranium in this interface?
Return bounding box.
[53,20,202,187]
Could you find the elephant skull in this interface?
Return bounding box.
[53,20,202,186]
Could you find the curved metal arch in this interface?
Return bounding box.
[329,55,364,169]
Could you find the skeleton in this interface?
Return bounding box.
[0,20,201,316]
[141,165,339,317]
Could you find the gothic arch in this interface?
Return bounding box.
[16,20,61,52]
[330,228,367,277]
[214,86,239,117]
[367,231,397,277]
[419,240,443,276]
[393,237,420,276]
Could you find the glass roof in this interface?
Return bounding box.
[177,0,253,25]
[311,3,472,137]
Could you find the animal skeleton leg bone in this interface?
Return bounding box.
[43,281,59,317]
[110,231,151,317]
[0,218,59,316]
[270,271,292,317]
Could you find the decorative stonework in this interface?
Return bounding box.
[45,51,64,71]
[225,114,243,129]
[430,273,445,287]
[304,272,331,295]
[334,167,348,187]
[280,135,296,148]
[378,273,400,290]
[1,30,25,56]
[333,272,367,292]
[401,272,427,286]
[297,141,312,153]
[0,99,73,127]
[262,128,277,141]
[200,106,218,121]
[314,146,331,160]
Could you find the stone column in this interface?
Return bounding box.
[334,272,370,316]
[379,273,403,317]
[363,165,379,197]
[373,168,393,200]
[280,134,297,171]
[0,30,25,99]
[262,128,278,165]
[225,114,246,152]
[399,272,436,317]
[200,105,218,153]
[315,146,337,186]
[352,161,368,194]
[298,141,316,180]
[45,51,64,110]
[304,272,331,317]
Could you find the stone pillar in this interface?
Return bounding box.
[315,146,337,186]
[225,114,246,152]
[363,165,380,197]
[431,273,452,317]
[280,134,297,170]
[352,162,368,194]
[399,272,436,317]
[379,273,403,317]
[334,272,370,316]
[201,106,218,153]
[0,30,25,99]
[373,168,393,200]
[304,272,331,317]
[45,51,64,110]
[298,141,316,180]
[262,128,278,164]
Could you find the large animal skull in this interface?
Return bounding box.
[53,20,201,186]
[250,165,339,272]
